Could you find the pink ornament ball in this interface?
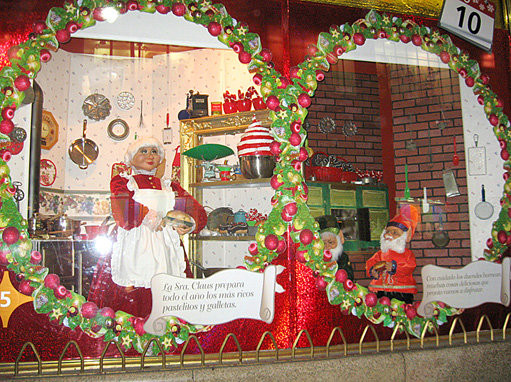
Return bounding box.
[315,70,325,81]
[2,226,20,245]
[81,301,99,319]
[40,49,52,63]
[252,73,262,86]
[264,234,279,251]
[365,292,378,307]
[44,273,60,290]
[283,202,297,216]
[323,250,332,262]
[276,240,287,254]
[2,151,11,162]
[299,229,313,245]
[248,242,259,255]
[19,280,35,296]
[30,250,42,264]
[14,75,31,92]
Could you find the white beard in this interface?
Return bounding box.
[380,230,407,253]
[330,237,343,262]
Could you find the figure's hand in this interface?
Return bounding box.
[385,262,393,272]
[371,268,380,279]
[155,219,165,232]
[175,224,192,235]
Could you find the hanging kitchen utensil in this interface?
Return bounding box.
[82,92,111,121]
[404,163,410,199]
[436,109,447,130]
[442,169,460,197]
[116,91,135,110]
[318,116,336,134]
[107,118,129,141]
[138,100,145,130]
[475,184,494,220]
[468,134,487,176]
[432,206,450,248]
[68,119,99,169]
[422,187,430,213]
[342,121,357,136]
[452,136,459,166]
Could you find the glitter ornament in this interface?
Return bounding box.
[2,226,20,245]
[14,75,30,91]
[80,301,98,319]
[44,273,60,290]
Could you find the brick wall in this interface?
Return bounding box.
[307,61,470,299]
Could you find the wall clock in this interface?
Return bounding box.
[41,110,59,150]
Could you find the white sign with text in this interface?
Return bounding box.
[439,0,495,51]
[144,265,284,336]
[418,258,510,317]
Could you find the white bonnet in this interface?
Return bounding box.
[124,136,165,165]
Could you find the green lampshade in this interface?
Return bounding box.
[182,144,234,161]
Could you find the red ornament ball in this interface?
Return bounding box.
[33,21,46,34]
[283,202,298,216]
[99,307,116,318]
[248,242,259,255]
[55,29,71,44]
[2,151,11,162]
[19,280,35,296]
[0,119,14,135]
[14,75,31,92]
[44,273,60,290]
[315,70,325,81]
[270,175,283,190]
[93,7,107,21]
[133,317,146,336]
[126,0,139,11]
[343,278,355,291]
[465,76,475,87]
[365,292,378,307]
[207,22,222,36]
[405,305,417,319]
[239,51,252,64]
[379,296,391,306]
[281,209,293,222]
[231,41,244,53]
[259,48,272,62]
[269,141,282,156]
[489,114,499,126]
[297,93,311,108]
[501,150,509,161]
[299,229,313,245]
[323,250,332,262]
[289,133,301,146]
[2,226,20,245]
[1,107,15,120]
[290,121,301,134]
[299,147,309,162]
[439,51,450,64]
[172,2,186,16]
[265,95,280,111]
[40,49,52,63]
[276,240,287,254]
[316,276,328,290]
[497,230,508,244]
[252,73,262,86]
[353,32,366,45]
[81,301,99,319]
[264,234,279,250]
[335,268,348,283]
[296,250,307,263]
[411,34,422,46]
[156,4,170,14]
[30,250,42,264]
[66,21,80,34]
[54,285,69,299]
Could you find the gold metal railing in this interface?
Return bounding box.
[4,312,511,378]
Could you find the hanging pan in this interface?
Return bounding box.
[68,119,99,169]
[432,207,450,248]
[475,184,494,220]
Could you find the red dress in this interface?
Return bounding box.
[365,248,417,294]
[87,174,206,318]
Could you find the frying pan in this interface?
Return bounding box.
[68,120,99,169]
[475,184,494,220]
[432,206,450,248]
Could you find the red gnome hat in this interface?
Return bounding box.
[386,204,419,240]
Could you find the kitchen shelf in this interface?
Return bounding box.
[190,177,271,189]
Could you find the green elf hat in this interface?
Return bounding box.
[315,215,340,235]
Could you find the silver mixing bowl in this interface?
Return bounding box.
[239,155,276,179]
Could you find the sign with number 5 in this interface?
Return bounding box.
[439,0,495,51]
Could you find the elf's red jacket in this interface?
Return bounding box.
[110,174,207,234]
[365,248,417,294]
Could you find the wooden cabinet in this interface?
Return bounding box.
[306,181,389,251]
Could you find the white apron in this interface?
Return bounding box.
[111,176,187,288]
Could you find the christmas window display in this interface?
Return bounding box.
[0,0,508,371]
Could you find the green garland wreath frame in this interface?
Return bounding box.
[0,0,509,353]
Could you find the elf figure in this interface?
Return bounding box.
[365,204,419,304]
[88,137,206,316]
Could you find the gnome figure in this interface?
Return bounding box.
[365,204,419,304]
